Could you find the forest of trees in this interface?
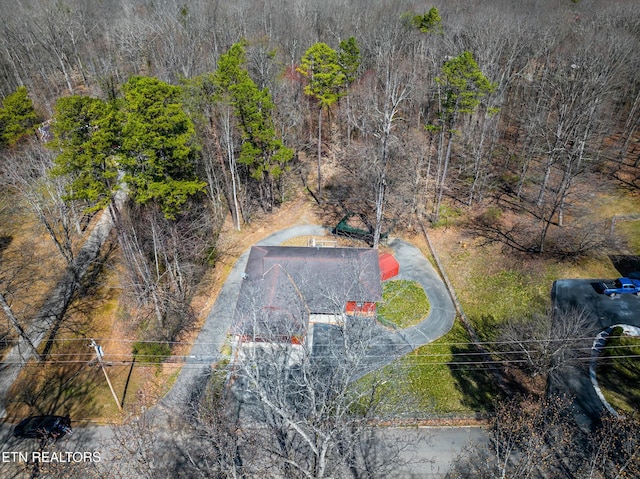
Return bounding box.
[1,0,639,477]
[1,0,639,253]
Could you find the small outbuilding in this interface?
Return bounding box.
[379,253,400,281]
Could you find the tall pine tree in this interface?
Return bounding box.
[50,95,121,212]
[297,42,348,200]
[214,41,293,211]
[121,76,206,219]
[431,51,496,221]
[0,86,39,147]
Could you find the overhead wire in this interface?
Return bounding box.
[0,333,630,348]
[1,326,638,369]
[1,349,638,368]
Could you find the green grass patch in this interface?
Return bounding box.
[132,341,171,364]
[431,204,463,228]
[597,332,640,415]
[464,268,551,340]
[452,254,615,341]
[368,320,499,415]
[377,280,430,329]
[618,220,640,254]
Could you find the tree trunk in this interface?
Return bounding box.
[468,111,489,206]
[618,89,640,167]
[373,177,386,248]
[434,119,456,223]
[0,293,42,361]
[317,106,323,202]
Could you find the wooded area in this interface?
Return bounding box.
[1,0,639,251]
[0,0,639,477]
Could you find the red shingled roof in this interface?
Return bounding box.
[379,253,399,281]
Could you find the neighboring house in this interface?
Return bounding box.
[233,246,385,353]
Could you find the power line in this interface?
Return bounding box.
[30,342,640,360]
[1,352,639,369]
[0,333,633,348]
[1,333,638,359]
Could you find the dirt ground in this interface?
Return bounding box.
[12,191,335,422]
[5,159,640,422]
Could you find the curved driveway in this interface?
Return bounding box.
[163,225,325,408]
[391,237,457,347]
[0,225,459,477]
[163,226,456,407]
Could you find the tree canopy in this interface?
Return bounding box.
[338,37,361,85]
[51,77,206,219]
[214,41,293,210]
[50,95,121,212]
[0,86,38,147]
[438,51,496,120]
[120,76,206,219]
[297,42,347,109]
[411,7,443,34]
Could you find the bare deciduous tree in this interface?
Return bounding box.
[446,394,577,479]
[580,414,640,479]
[116,201,216,342]
[1,141,88,266]
[229,260,426,478]
[495,307,598,382]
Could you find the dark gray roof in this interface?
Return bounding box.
[234,246,382,338]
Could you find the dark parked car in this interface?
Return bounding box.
[13,415,72,440]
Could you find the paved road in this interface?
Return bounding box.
[385,426,488,478]
[0,420,487,479]
[393,238,456,347]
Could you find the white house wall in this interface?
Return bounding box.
[309,313,344,325]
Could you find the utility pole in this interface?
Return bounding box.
[89,339,122,411]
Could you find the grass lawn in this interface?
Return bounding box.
[367,320,500,416]
[403,320,501,414]
[618,219,640,253]
[377,280,430,329]
[443,245,620,341]
[597,333,640,415]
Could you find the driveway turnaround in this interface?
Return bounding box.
[391,238,456,347]
[163,227,456,408]
[552,279,640,427]
[350,238,457,378]
[0,225,461,478]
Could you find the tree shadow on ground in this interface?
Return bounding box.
[598,365,640,412]
[42,237,118,358]
[597,334,640,413]
[608,255,640,278]
[0,235,12,257]
[7,359,103,420]
[448,344,502,413]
